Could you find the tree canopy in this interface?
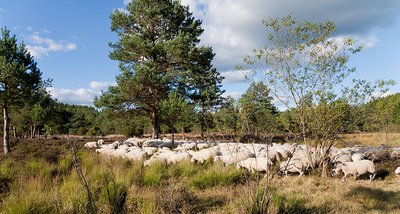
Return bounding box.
[96,0,224,139]
[0,27,49,154]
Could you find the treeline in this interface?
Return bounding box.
[4,81,398,140]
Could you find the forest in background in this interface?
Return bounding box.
[3,87,400,141]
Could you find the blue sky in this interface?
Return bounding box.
[1,0,400,105]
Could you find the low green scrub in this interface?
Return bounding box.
[143,161,168,186]
[100,174,128,214]
[56,154,74,176]
[2,180,58,214]
[190,165,247,190]
[272,194,310,214]
[167,160,198,178]
[59,173,88,213]
[25,158,54,178]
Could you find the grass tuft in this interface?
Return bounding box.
[143,161,167,186]
[190,164,247,190]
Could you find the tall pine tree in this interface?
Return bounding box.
[0,27,48,154]
[97,0,223,139]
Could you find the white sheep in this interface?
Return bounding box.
[144,158,166,166]
[333,160,376,182]
[196,143,210,150]
[167,152,192,165]
[214,150,254,166]
[109,147,128,158]
[142,147,157,156]
[84,141,98,148]
[395,167,400,175]
[237,157,272,173]
[279,159,305,176]
[124,137,146,147]
[332,154,352,165]
[351,153,364,162]
[190,148,220,163]
[124,150,147,161]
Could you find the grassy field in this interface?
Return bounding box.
[0,135,399,213]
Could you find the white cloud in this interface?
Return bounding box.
[26,31,77,58]
[371,90,393,100]
[89,81,115,90]
[179,0,400,72]
[359,35,379,49]
[47,87,99,106]
[222,91,242,100]
[123,0,131,5]
[47,81,115,105]
[221,70,250,84]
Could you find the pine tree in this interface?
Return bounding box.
[98,0,223,139]
[239,82,278,136]
[0,27,48,154]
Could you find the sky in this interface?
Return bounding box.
[1,0,400,105]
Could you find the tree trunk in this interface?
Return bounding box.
[3,107,11,154]
[200,105,205,142]
[181,127,185,141]
[37,126,40,140]
[12,126,16,139]
[12,126,19,144]
[171,123,175,145]
[32,124,36,138]
[151,112,160,139]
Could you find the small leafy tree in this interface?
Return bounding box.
[241,15,393,175]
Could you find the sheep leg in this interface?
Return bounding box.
[342,174,347,182]
[369,173,376,182]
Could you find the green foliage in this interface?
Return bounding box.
[101,175,128,214]
[239,82,279,135]
[25,158,53,178]
[143,161,168,186]
[96,0,224,139]
[272,194,310,214]
[190,165,247,190]
[240,15,395,173]
[214,96,241,136]
[160,91,193,141]
[0,27,49,153]
[167,160,198,178]
[363,93,400,133]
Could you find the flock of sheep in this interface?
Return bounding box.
[85,138,400,181]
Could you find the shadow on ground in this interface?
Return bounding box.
[345,186,400,212]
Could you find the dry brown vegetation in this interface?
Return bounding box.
[0,134,399,213]
[339,133,400,147]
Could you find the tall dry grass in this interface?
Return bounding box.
[0,137,400,213]
[339,132,400,147]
